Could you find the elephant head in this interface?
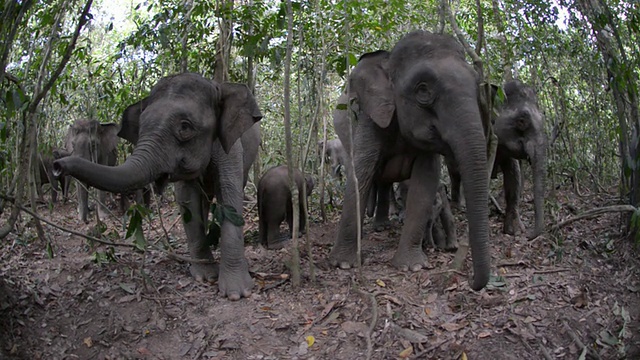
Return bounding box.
[54,73,262,194]
[339,31,490,290]
[493,80,546,238]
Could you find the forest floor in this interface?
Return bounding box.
[1,184,639,360]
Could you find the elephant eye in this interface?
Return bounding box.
[178,120,196,140]
[415,83,435,106]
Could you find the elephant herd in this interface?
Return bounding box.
[50,30,546,299]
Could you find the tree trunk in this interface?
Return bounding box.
[283,0,301,287]
[214,0,233,83]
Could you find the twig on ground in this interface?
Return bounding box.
[352,284,380,360]
[2,197,136,248]
[562,319,603,360]
[525,322,554,360]
[533,268,570,274]
[411,338,451,359]
[551,205,636,231]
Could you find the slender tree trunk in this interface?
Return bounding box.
[214,0,233,83]
[0,0,93,240]
[180,0,194,73]
[576,0,640,214]
[283,0,301,287]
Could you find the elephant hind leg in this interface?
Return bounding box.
[501,158,521,235]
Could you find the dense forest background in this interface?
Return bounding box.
[1,0,639,238]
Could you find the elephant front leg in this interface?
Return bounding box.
[175,181,217,283]
[439,186,458,250]
[392,155,439,271]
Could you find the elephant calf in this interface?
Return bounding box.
[397,180,457,251]
[258,165,314,250]
[318,138,348,179]
[37,150,69,205]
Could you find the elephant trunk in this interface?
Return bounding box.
[53,142,166,194]
[449,120,491,291]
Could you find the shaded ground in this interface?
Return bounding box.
[1,187,639,359]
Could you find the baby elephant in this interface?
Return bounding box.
[258,165,314,250]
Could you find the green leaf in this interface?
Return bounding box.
[181,205,192,223]
[221,205,245,226]
[46,242,54,259]
[336,103,347,110]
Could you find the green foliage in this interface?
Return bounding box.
[206,203,245,248]
[125,203,151,251]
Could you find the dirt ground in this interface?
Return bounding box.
[1,185,639,360]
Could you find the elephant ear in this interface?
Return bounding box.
[118,98,149,145]
[218,83,263,153]
[99,123,120,153]
[351,51,395,129]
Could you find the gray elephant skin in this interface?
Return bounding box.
[331,31,490,291]
[63,119,119,222]
[319,138,348,179]
[257,165,314,249]
[54,73,263,300]
[37,150,69,205]
[397,180,457,251]
[450,80,546,239]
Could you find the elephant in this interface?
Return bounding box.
[257,165,314,249]
[54,73,263,300]
[36,150,69,205]
[396,180,457,251]
[62,119,119,222]
[449,80,546,239]
[330,31,490,291]
[318,138,348,179]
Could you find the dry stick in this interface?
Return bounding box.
[562,319,603,360]
[525,322,554,360]
[352,285,380,360]
[411,339,451,359]
[2,198,136,248]
[551,204,636,230]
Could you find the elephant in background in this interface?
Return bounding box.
[449,80,546,239]
[331,31,490,291]
[36,150,69,205]
[318,138,348,179]
[257,165,314,249]
[63,119,118,222]
[397,180,457,251]
[55,73,263,300]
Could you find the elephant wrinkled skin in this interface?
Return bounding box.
[257,165,314,249]
[54,73,263,300]
[331,31,490,291]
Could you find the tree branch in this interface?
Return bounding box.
[551,205,637,231]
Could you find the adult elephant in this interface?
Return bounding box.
[36,150,69,205]
[448,80,546,239]
[493,80,546,238]
[63,119,119,222]
[54,73,263,300]
[330,31,490,291]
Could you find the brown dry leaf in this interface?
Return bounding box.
[341,321,368,336]
[376,279,386,287]
[477,331,492,338]
[424,307,432,316]
[137,347,152,355]
[441,322,466,332]
[83,337,93,348]
[426,293,438,303]
[398,345,413,358]
[461,352,468,360]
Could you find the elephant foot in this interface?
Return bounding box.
[328,242,359,269]
[443,239,459,252]
[267,237,290,250]
[373,219,391,232]
[218,266,254,301]
[391,247,429,271]
[190,262,219,283]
